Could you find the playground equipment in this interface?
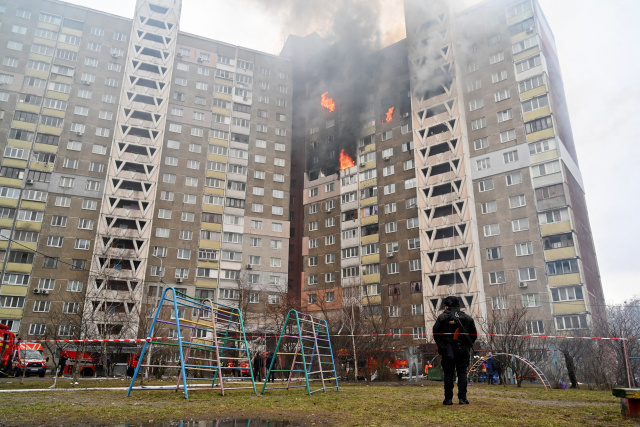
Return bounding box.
[127,287,256,399]
[468,352,551,389]
[262,310,339,395]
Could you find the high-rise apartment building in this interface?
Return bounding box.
[288,0,605,342]
[0,0,292,339]
[0,0,604,347]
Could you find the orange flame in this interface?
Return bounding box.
[385,106,395,123]
[321,92,336,112]
[339,149,355,170]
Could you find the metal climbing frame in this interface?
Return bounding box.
[127,286,256,399]
[261,309,339,395]
[468,352,551,389]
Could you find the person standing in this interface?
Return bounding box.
[265,352,277,383]
[58,352,68,377]
[253,352,264,382]
[433,296,477,405]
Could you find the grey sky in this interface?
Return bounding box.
[65,0,640,304]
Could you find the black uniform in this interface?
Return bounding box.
[253,353,264,382]
[433,296,477,404]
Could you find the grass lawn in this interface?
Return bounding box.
[0,378,631,426]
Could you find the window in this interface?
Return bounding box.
[529,139,555,155]
[487,247,502,260]
[483,223,500,237]
[179,230,193,240]
[512,217,530,232]
[546,259,579,276]
[503,150,519,164]
[512,35,538,54]
[481,201,497,214]
[55,196,71,207]
[551,285,584,302]
[503,173,522,188]
[478,179,494,192]
[29,324,46,336]
[492,296,508,310]
[519,74,545,93]
[474,137,489,150]
[522,94,549,113]
[535,184,564,201]
[511,241,533,257]
[471,117,486,130]
[59,176,75,188]
[469,98,484,111]
[407,217,419,229]
[495,88,511,102]
[384,184,395,195]
[518,267,537,281]
[467,79,481,92]
[492,70,508,83]
[385,222,397,234]
[487,33,502,46]
[555,315,588,331]
[325,235,335,245]
[489,51,505,64]
[67,280,83,292]
[497,109,513,122]
[509,194,526,208]
[515,55,542,73]
[409,259,421,271]
[74,238,91,250]
[526,320,544,335]
[387,263,398,274]
[156,228,170,238]
[413,327,426,340]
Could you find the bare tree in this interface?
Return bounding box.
[481,298,548,387]
[603,297,640,387]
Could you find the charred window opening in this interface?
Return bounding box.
[427,123,449,137]
[388,283,400,296]
[231,133,249,143]
[342,209,358,221]
[543,233,575,250]
[361,223,379,237]
[411,281,423,293]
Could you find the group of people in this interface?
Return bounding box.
[252,351,277,383]
[476,357,504,385]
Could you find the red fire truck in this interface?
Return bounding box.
[1,323,49,377]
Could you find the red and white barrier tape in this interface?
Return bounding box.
[1,333,638,344]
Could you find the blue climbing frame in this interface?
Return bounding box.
[261,309,339,395]
[127,286,256,399]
